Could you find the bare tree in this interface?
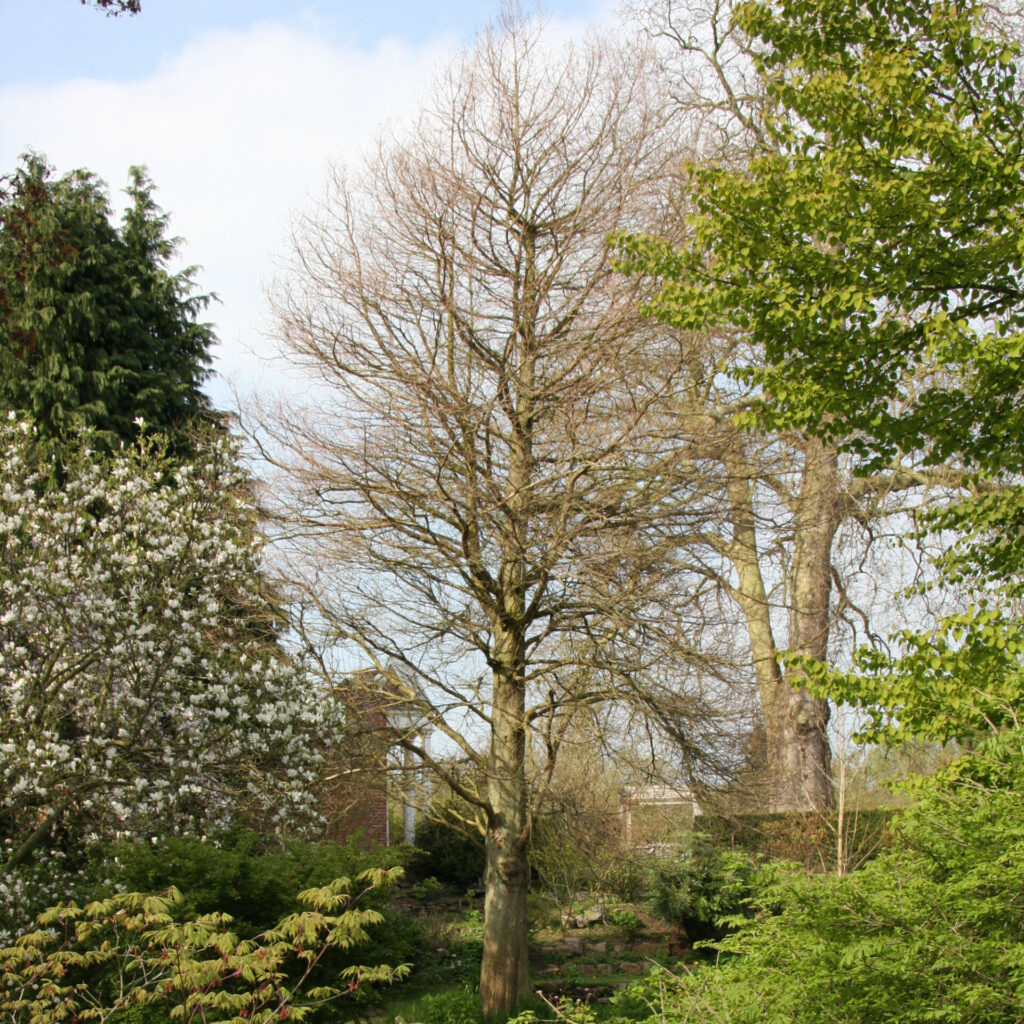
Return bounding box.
[613,0,839,813]
[643,323,838,811]
[260,13,735,1014]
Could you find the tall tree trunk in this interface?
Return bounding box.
[773,437,837,811]
[480,225,535,1014]
[725,440,836,812]
[479,634,531,1015]
[725,463,787,810]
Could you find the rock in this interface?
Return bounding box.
[619,962,644,975]
[633,942,665,957]
[587,940,608,955]
[559,936,584,954]
[584,906,606,925]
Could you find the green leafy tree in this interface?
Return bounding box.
[618,0,999,816]
[634,740,1024,1024]
[0,155,214,463]
[619,0,1024,754]
[606,5,1024,1018]
[622,0,1024,470]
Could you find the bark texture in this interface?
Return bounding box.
[728,436,837,811]
[671,353,841,812]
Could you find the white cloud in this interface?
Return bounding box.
[0,5,622,413]
[0,22,456,410]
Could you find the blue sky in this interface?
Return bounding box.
[1,0,618,408]
[3,1,608,83]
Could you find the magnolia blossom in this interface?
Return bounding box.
[0,420,338,937]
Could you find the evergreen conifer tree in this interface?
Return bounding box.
[0,155,215,462]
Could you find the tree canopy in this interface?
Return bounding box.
[0,156,215,463]
[622,0,1024,471]
[83,0,141,15]
[264,15,735,1014]
[0,420,327,940]
[610,3,1024,1018]
[619,0,1024,747]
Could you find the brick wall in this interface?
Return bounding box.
[321,671,391,849]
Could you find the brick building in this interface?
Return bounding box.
[320,664,433,848]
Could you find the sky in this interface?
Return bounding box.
[0,0,619,411]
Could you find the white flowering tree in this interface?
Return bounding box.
[0,416,329,933]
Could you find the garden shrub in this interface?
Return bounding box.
[643,839,764,943]
[413,815,485,890]
[0,872,409,1024]
[650,739,1024,1024]
[609,908,642,942]
[531,807,633,910]
[395,986,482,1024]
[608,973,676,1023]
[107,827,405,932]
[403,906,485,992]
[694,807,894,872]
[602,855,647,902]
[93,828,425,1019]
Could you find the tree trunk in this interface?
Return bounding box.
[764,676,833,811]
[480,250,535,1013]
[479,651,531,1016]
[725,440,836,812]
[480,808,530,1015]
[773,437,837,812]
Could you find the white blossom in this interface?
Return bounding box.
[0,421,343,941]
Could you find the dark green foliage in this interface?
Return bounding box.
[642,840,764,945]
[108,829,270,931]
[100,828,426,1014]
[608,909,642,942]
[450,937,483,990]
[0,155,214,464]
[413,815,486,890]
[107,828,406,932]
[391,983,559,1024]
[408,938,484,995]
[410,876,446,901]
[405,986,482,1024]
[92,832,424,1022]
[1,872,408,1024]
[608,978,666,1023]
